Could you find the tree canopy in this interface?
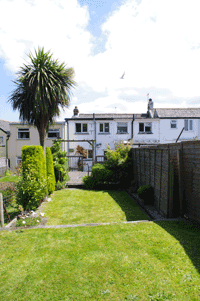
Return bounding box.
[8,47,76,148]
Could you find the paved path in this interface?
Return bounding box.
[66,171,91,186]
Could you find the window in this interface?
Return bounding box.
[117,122,128,134]
[88,150,93,159]
[18,128,30,139]
[75,123,88,133]
[170,120,177,129]
[184,119,193,131]
[100,123,109,133]
[139,123,152,133]
[16,157,22,165]
[47,129,60,138]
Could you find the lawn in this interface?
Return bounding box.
[0,175,21,183]
[1,220,200,300]
[44,189,150,225]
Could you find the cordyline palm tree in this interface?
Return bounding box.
[8,47,76,149]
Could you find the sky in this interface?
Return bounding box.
[1,0,200,122]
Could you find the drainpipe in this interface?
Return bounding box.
[131,114,134,140]
[93,113,96,165]
[6,132,10,168]
[65,119,69,154]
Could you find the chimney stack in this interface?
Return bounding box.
[148,98,153,111]
[73,106,79,117]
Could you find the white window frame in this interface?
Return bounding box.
[47,129,60,139]
[99,122,109,133]
[117,122,128,134]
[75,123,88,133]
[170,120,177,129]
[139,122,152,133]
[184,119,193,131]
[18,128,30,139]
[16,156,22,165]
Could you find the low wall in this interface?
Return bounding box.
[0,182,15,191]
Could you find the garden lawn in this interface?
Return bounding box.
[1,221,200,300]
[44,189,150,225]
[0,175,21,183]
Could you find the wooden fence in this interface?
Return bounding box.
[131,140,200,221]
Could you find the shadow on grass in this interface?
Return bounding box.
[106,190,150,221]
[155,219,200,275]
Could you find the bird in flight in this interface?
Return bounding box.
[120,72,125,79]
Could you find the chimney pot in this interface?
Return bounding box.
[73,106,79,117]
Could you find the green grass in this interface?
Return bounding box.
[44,189,150,225]
[0,175,21,183]
[1,221,200,300]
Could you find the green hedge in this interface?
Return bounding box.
[92,164,113,183]
[16,145,48,210]
[46,147,56,195]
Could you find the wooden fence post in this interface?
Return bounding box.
[177,149,183,217]
[0,193,4,228]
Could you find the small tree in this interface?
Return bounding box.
[51,139,69,184]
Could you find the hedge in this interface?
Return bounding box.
[46,147,56,195]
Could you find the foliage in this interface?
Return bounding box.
[4,168,13,177]
[137,185,154,203]
[82,175,97,190]
[0,187,16,205]
[46,147,56,195]
[14,162,22,176]
[103,144,133,186]
[15,146,48,210]
[16,216,41,227]
[92,164,113,183]
[76,145,87,158]
[55,180,66,191]
[8,46,76,148]
[51,139,70,183]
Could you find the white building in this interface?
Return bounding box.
[65,99,200,170]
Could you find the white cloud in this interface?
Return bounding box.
[1,0,200,123]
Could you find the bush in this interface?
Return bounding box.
[83,175,97,190]
[55,180,66,191]
[137,185,154,204]
[92,164,113,183]
[51,139,70,183]
[15,146,48,211]
[103,144,133,185]
[46,147,56,195]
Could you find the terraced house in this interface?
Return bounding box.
[1,98,200,172]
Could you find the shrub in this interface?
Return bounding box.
[0,187,16,205]
[15,146,48,211]
[55,180,66,191]
[46,147,56,195]
[4,168,13,177]
[51,139,70,183]
[92,164,113,183]
[137,185,154,204]
[103,144,133,185]
[83,175,97,190]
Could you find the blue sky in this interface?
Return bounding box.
[1,0,200,122]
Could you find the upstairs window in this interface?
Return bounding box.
[170,120,177,129]
[75,123,88,133]
[184,119,193,131]
[100,123,109,133]
[47,129,60,138]
[117,122,128,134]
[139,123,152,133]
[18,128,30,139]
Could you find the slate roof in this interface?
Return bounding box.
[155,108,200,118]
[0,119,14,132]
